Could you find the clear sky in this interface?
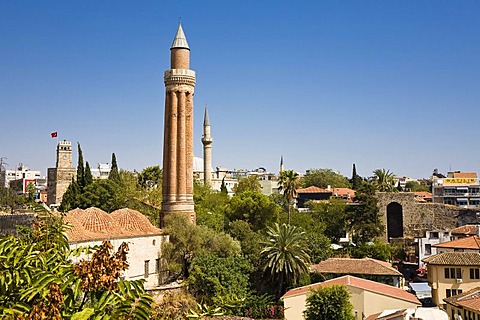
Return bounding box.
[1,1,479,179]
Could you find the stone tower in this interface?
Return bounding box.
[47,140,76,206]
[202,105,213,186]
[161,23,196,226]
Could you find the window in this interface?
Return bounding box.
[447,289,463,298]
[445,267,462,279]
[430,232,439,239]
[425,244,432,255]
[470,268,480,279]
[155,258,161,274]
[144,260,150,278]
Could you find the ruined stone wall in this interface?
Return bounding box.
[0,213,35,236]
[377,192,475,239]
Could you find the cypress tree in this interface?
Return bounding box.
[108,153,121,183]
[76,143,85,190]
[85,161,93,186]
[351,163,362,190]
[60,177,81,212]
[220,177,228,195]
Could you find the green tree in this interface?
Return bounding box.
[0,211,153,319]
[59,178,81,211]
[162,213,241,280]
[308,199,348,243]
[351,240,392,261]
[303,285,355,320]
[302,168,351,189]
[188,252,253,304]
[350,163,362,190]
[84,161,93,186]
[108,153,121,183]
[233,175,261,194]
[347,181,383,244]
[138,166,162,190]
[0,186,19,213]
[26,182,36,203]
[373,168,397,192]
[195,181,228,232]
[81,179,121,212]
[260,223,310,298]
[76,142,85,190]
[278,169,300,224]
[405,180,430,192]
[220,177,228,195]
[226,191,280,231]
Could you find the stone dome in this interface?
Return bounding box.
[111,208,162,234]
[76,207,115,233]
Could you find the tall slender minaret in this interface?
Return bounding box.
[202,105,213,186]
[161,23,196,226]
[280,156,284,174]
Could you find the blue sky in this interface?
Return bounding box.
[1,1,479,179]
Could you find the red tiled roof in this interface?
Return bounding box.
[451,225,478,236]
[414,192,432,199]
[296,186,330,194]
[282,275,420,304]
[423,252,480,265]
[444,287,480,311]
[65,207,163,243]
[432,236,480,250]
[452,172,477,179]
[111,208,162,234]
[310,258,402,276]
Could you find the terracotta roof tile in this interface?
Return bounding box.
[310,258,402,276]
[444,287,480,311]
[65,207,163,243]
[413,192,432,199]
[296,186,330,194]
[282,275,420,304]
[111,208,163,234]
[451,225,479,236]
[423,252,480,265]
[452,172,477,179]
[432,236,480,250]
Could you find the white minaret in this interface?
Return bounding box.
[201,105,213,186]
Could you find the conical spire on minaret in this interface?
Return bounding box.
[202,104,213,187]
[171,22,190,50]
[203,104,210,126]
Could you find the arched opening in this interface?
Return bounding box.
[387,202,403,241]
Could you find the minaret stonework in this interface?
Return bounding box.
[161,23,196,226]
[202,105,213,186]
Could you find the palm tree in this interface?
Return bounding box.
[278,169,299,224]
[372,168,397,192]
[260,223,310,298]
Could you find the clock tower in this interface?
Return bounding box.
[47,140,76,206]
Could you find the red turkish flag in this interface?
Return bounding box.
[50,132,58,138]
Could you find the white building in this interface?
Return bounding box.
[416,229,452,267]
[90,163,111,179]
[0,165,42,188]
[65,207,168,289]
[432,171,480,208]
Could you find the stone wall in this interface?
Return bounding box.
[377,192,476,239]
[0,213,36,236]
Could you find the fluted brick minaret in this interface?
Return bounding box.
[202,105,213,186]
[161,23,196,226]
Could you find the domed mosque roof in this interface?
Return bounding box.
[193,155,213,173]
[111,208,163,234]
[65,207,163,243]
